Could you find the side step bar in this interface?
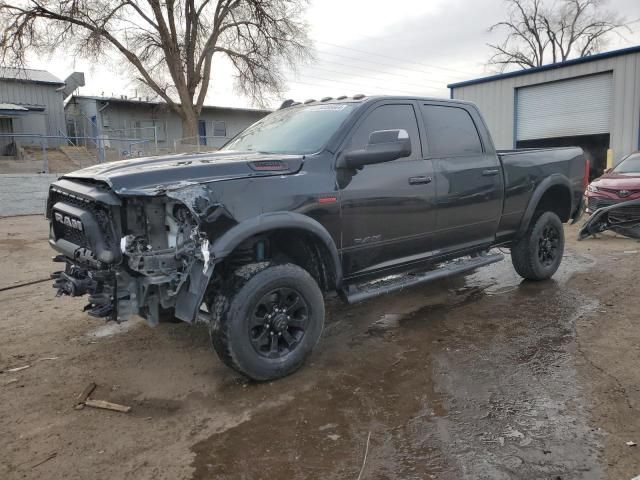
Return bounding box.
[341,253,504,304]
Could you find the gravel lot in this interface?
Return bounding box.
[1,216,639,479]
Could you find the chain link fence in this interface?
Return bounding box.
[0,133,156,174]
[172,135,224,154]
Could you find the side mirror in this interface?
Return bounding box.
[338,129,411,169]
[604,167,612,174]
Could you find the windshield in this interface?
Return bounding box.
[223,103,356,155]
[613,153,640,174]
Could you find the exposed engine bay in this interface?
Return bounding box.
[47,179,213,326]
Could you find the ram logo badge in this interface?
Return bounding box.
[354,234,382,245]
[54,212,83,231]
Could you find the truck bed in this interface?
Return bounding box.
[496,146,586,241]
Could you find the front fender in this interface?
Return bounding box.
[211,211,342,284]
[174,212,342,323]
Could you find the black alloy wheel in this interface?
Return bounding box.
[250,287,309,358]
[511,211,565,281]
[209,263,325,381]
[537,223,560,267]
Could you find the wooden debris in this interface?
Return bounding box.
[5,365,30,373]
[84,399,131,413]
[74,382,131,413]
[356,431,371,480]
[31,452,57,469]
[74,382,97,409]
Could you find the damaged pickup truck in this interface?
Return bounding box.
[47,96,587,380]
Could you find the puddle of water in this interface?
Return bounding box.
[188,250,604,479]
[465,251,597,296]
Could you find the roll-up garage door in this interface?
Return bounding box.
[516,73,613,141]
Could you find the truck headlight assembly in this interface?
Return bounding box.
[587,184,599,193]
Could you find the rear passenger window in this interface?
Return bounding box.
[421,105,483,157]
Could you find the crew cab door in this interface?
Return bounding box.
[420,103,503,253]
[338,101,436,277]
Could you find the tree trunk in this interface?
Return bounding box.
[181,107,199,145]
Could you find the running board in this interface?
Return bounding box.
[341,253,504,304]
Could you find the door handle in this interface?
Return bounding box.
[481,169,500,176]
[408,176,433,185]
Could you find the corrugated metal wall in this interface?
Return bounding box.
[451,51,640,164]
[0,79,67,146]
[516,73,613,140]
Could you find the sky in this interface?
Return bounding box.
[28,0,640,109]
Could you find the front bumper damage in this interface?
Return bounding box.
[578,198,640,240]
[51,258,136,319]
[47,180,226,326]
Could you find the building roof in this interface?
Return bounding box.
[0,67,65,85]
[70,95,271,114]
[448,44,640,89]
[0,103,28,111]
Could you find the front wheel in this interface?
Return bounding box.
[511,211,565,281]
[209,263,325,381]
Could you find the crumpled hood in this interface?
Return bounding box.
[62,150,304,195]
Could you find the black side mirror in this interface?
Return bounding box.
[338,129,411,169]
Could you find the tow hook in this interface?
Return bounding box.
[51,270,91,297]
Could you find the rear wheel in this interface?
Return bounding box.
[511,211,564,280]
[209,263,325,381]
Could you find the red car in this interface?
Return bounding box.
[586,152,640,213]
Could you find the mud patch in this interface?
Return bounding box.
[188,252,604,479]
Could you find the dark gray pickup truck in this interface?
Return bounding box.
[47,95,587,380]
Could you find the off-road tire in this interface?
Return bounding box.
[209,263,325,381]
[511,211,564,281]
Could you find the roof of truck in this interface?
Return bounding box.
[280,95,476,109]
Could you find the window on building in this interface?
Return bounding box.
[212,121,226,137]
[134,120,167,141]
[421,105,483,157]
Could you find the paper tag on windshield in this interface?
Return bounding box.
[306,104,348,111]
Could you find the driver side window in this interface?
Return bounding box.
[347,104,422,160]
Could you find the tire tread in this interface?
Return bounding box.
[209,263,324,380]
[511,211,564,281]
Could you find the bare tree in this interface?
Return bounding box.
[488,0,629,70]
[0,0,311,138]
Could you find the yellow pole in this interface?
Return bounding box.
[606,149,614,170]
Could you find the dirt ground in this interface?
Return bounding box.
[1,215,640,480]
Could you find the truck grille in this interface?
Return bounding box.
[47,188,115,249]
[57,222,90,248]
